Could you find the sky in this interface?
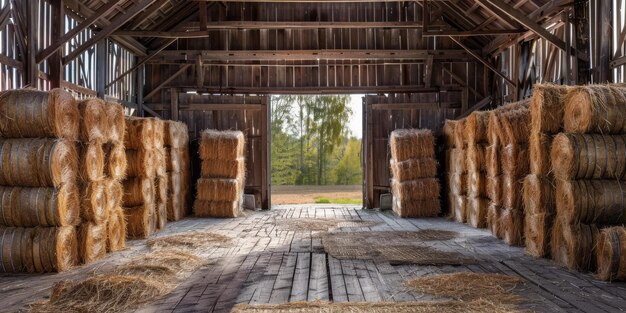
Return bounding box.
[347,95,363,138]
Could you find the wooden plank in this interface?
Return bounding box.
[144,64,191,101]
[328,256,349,302]
[268,253,297,303]
[171,88,179,120]
[290,253,311,301]
[307,253,329,301]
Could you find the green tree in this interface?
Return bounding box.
[334,137,362,185]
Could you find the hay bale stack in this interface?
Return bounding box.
[163,121,190,221]
[596,227,626,281]
[389,129,440,218]
[195,129,246,217]
[524,84,570,258]
[443,119,467,222]
[465,111,489,228]
[551,217,599,271]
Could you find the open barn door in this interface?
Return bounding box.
[362,94,460,209]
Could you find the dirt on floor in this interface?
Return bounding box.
[271,185,362,204]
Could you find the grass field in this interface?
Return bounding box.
[272,185,362,205]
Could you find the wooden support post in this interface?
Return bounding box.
[96,40,106,99]
[365,99,374,209]
[597,0,611,82]
[512,44,519,101]
[48,0,63,89]
[136,60,145,117]
[25,1,37,88]
[574,0,590,84]
[261,97,270,209]
[170,88,179,121]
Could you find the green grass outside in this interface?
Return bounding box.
[314,196,362,205]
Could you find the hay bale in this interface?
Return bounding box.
[529,132,552,176]
[449,173,467,196]
[551,218,599,271]
[525,212,554,258]
[393,198,440,218]
[199,129,245,160]
[465,111,490,144]
[389,129,435,161]
[467,172,487,198]
[78,98,107,143]
[0,138,78,188]
[122,177,154,207]
[78,222,107,264]
[530,84,570,134]
[105,179,123,212]
[104,143,127,180]
[105,101,125,144]
[80,142,105,182]
[485,145,499,178]
[487,110,503,147]
[0,89,79,140]
[194,199,241,218]
[453,119,467,148]
[156,175,168,204]
[499,208,524,246]
[466,144,487,173]
[452,196,467,223]
[596,227,626,281]
[448,148,466,174]
[551,133,626,180]
[522,174,554,215]
[165,148,182,173]
[0,184,80,227]
[499,107,531,145]
[391,178,440,201]
[155,201,167,230]
[501,173,524,210]
[124,117,154,150]
[125,149,154,178]
[153,150,167,177]
[556,179,626,224]
[390,158,438,181]
[164,120,189,148]
[151,118,165,148]
[501,144,529,177]
[486,175,501,206]
[0,226,77,272]
[124,203,155,239]
[196,178,243,202]
[487,202,501,237]
[467,197,489,228]
[107,206,126,252]
[564,85,626,133]
[81,181,108,224]
[443,119,459,147]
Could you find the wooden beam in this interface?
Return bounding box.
[0,5,11,32]
[448,36,516,87]
[423,55,433,88]
[25,1,37,87]
[190,0,447,2]
[136,60,145,116]
[106,38,176,88]
[143,105,162,119]
[48,0,64,89]
[597,0,611,82]
[176,85,464,95]
[457,96,492,119]
[370,102,460,110]
[62,0,158,65]
[442,66,483,98]
[422,29,526,37]
[198,1,207,31]
[144,64,192,101]
[196,55,204,89]
[0,54,22,71]
[126,0,170,30]
[179,103,264,111]
[96,40,106,98]
[36,0,123,63]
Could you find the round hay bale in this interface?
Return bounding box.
[0,138,78,188]
[501,173,524,210]
[194,199,241,218]
[124,117,155,150]
[530,84,570,134]
[81,181,108,224]
[443,119,458,147]
[466,144,487,173]
[104,143,127,180]
[453,119,467,148]
[80,142,105,182]
[390,158,438,181]
[551,218,599,271]
[529,132,552,176]
[522,174,554,215]
[78,98,107,143]
[105,101,125,144]
[465,111,490,144]
[124,203,155,239]
[0,226,77,273]
[499,208,524,246]
[596,227,626,281]
[564,85,626,134]
[123,177,154,207]
[551,133,626,180]
[486,175,501,205]
[501,144,530,177]
[389,129,435,161]
[453,196,467,223]
[391,178,440,201]
[196,177,244,202]
[0,184,80,227]
[200,157,246,179]
[556,179,626,224]
[199,129,246,160]
[393,198,440,218]
[467,197,489,228]
[125,149,155,178]
[107,206,126,252]
[467,172,487,198]
[487,202,501,237]
[78,222,107,264]
[499,107,531,145]
[524,212,554,258]
[164,120,189,148]
[0,89,79,140]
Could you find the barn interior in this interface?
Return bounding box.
[1,0,626,312]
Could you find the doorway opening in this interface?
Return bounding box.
[270,95,363,205]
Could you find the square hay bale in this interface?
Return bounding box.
[199,129,245,160]
[201,157,246,179]
[453,196,467,223]
[79,142,105,182]
[78,222,107,264]
[164,120,189,148]
[150,118,165,148]
[466,144,487,174]
[155,175,168,204]
[165,147,183,173]
[389,129,435,161]
[124,203,155,239]
[390,158,437,182]
[392,198,440,218]
[155,201,167,230]
[529,132,552,176]
[485,144,499,178]
[124,117,155,150]
[196,177,244,202]
[465,111,490,144]
[122,177,154,207]
[498,103,531,145]
[522,174,554,215]
[453,119,467,148]
[500,144,529,177]
[449,172,467,196]
[501,173,524,211]
[486,175,501,206]
[194,199,242,218]
[0,184,80,227]
[499,208,524,246]
[443,119,459,147]
[447,148,466,174]
[487,202,501,237]
[467,197,489,228]
[125,149,155,178]
[467,171,487,198]
[390,178,440,201]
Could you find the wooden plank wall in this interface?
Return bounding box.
[363,94,459,209]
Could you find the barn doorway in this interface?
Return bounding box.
[270,95,363,206]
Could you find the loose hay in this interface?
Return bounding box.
[78,98,107,143]
[0,138,78,188]
[596,227,626,281]
[556,179,626,224]
[390,158,438,181]
[551,133,626,180]
[389,129,435,161]
[147,231,230,250]
[564,85,626,133]
[199,129,245,160]
[275,218,381,232]
[0,88,79,140]
[551,218,598,271]
[0,184,80,227]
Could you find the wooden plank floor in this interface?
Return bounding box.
[2,205,626,313]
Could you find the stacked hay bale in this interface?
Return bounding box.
[465,112,489,227]
[550,85,626,273]
[123,117,158,238]
[523,84,570,258]
[389,129,440,218]
[164,120,191,221]
[196,129,246,217]
[0,89,80,272]
[443,120,466,220]
[151,118,168,230]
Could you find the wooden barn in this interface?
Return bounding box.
[1,0,626,312]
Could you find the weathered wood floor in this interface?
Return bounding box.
[2,205,626,313]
